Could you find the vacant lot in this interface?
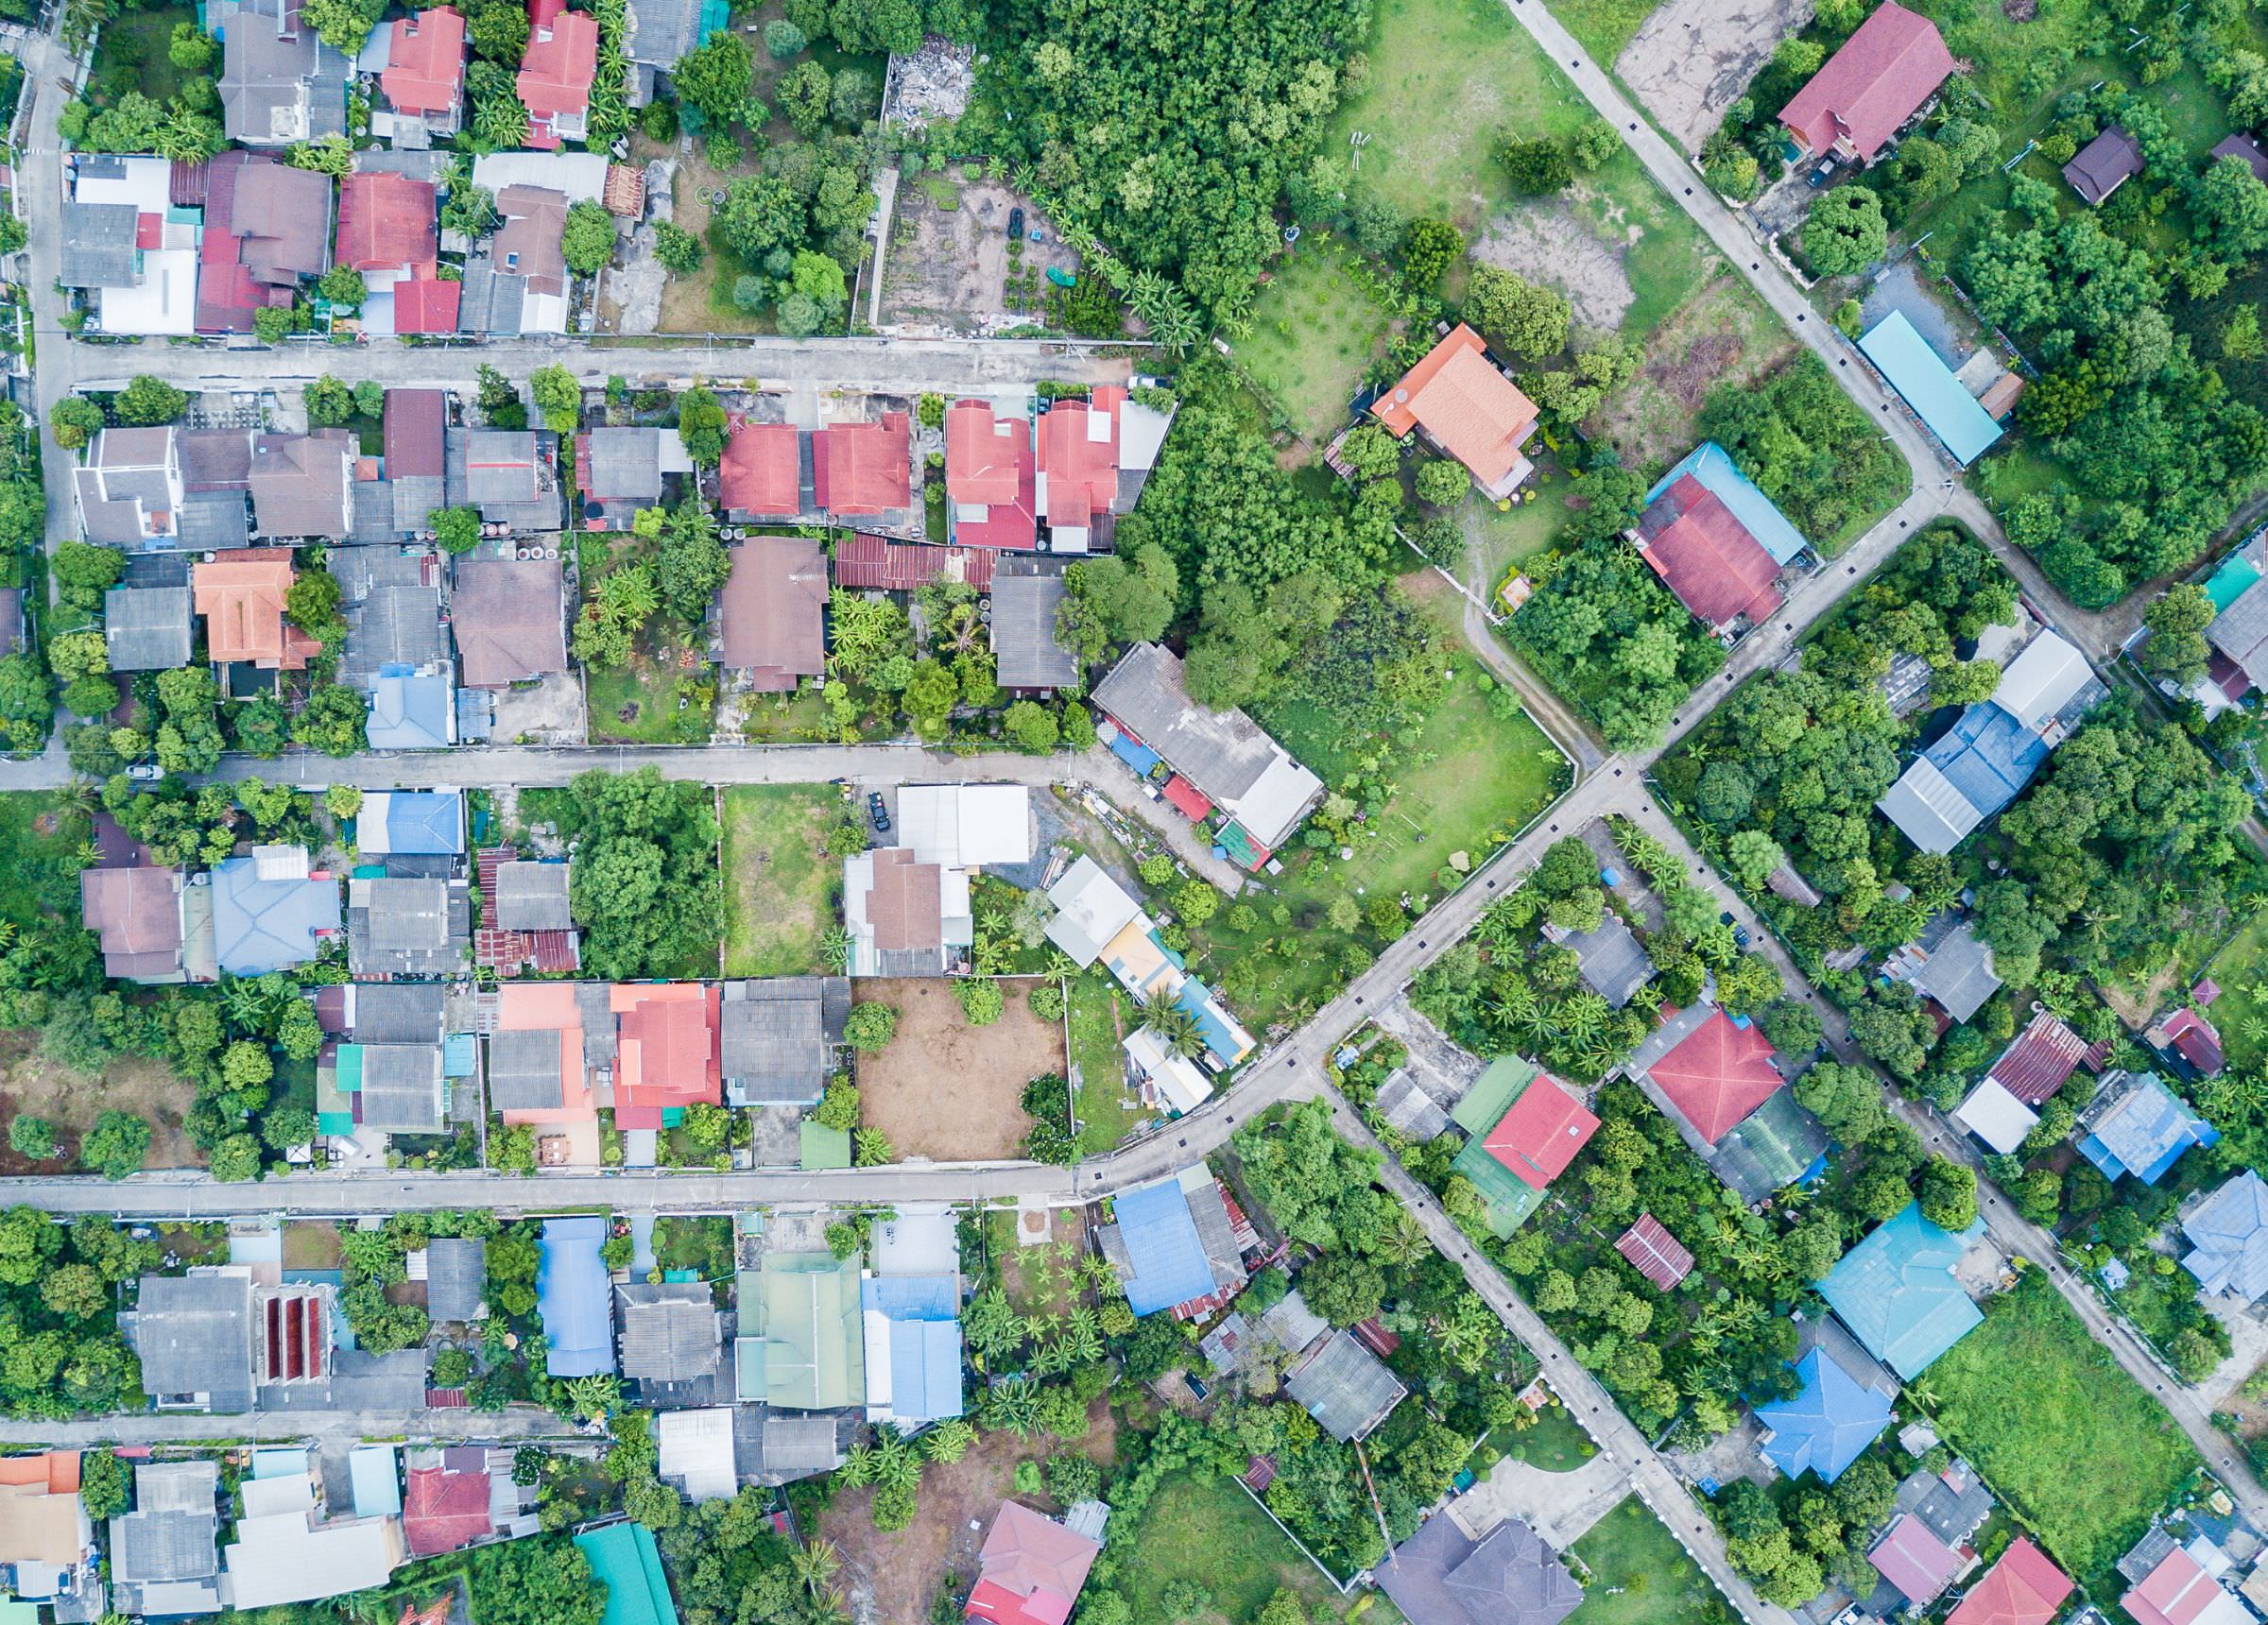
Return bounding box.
[1118,1471,1363,1625]
[1067,971,1142,1156]
[1925,1274,2200,1588]
[853,977,1066,1160]
[721,785,840,977]
[1566,1493,1725,1625]
[0,1034,199,1174]
[878,169,1077,333]
[1588,273,1798,476]
[1235,238,1398,446]
[1615,0,1806,151]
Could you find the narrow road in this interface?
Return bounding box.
[0,1409,590,1445]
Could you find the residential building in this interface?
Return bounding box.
[249,432,355,539]
[1613,1213,1694,1291]
[336,172,456,337]
[81,864,188,984]
[75,427,188,548]
[833,534,996,591]
[843,847,961,977]
[452,556,569,687]
[624,0,729,95]
[1818,1202,1984,1379]
[2076,1069,2218,1185]
[1368,325,1539,500]
[2065,124,2144,203]
[2148,1003,2227,1080]
[1041,856,1145,966]
[717,418,804,521]
[446,427,562,530]
[106,582,195,671]
[1753,1324,1897,1484]
[1893,1456,1993,1550]
[1446,1056,1598,1237]
[334,1039,448,1136]
[1869,1513,1970,1608]
[357,790,466,858]
[1953,1076,2040,1156]
[1096,1168,1247,1317]
[62,154,199,336]
[1092,641,1324,856]
[215,0,352,145]
[1631,441,1812,638]
[209,847,340,976]
[618,1282,724,1398]
[1858,312,2006,466]
[574,1523,681,1625]
[1883,916,2002,1024]
[1945,1538,2073,1625]
[1375,1514,1585,1625]
[537,1217,614,1377]
[517,0,599,146]
[424,1237,487,1325]
[376,5,467,143]
[489,983,598,1166]
[610,983,722,1125]
[1033,385,1169,551]
[719,977,850,1108]
[1285,1326,1407,1442]
[1547,913,1654,1009]
[965,1503,1102,1625]
[1778,0,1955,162]
[897,785,1034,868]
[399,1450,492,1559]
[1628,1003,1784,1147]
[576,426,689,530]
[813,412,914,524]
[0,1452,96,1616]
[719,535,827,691]
[195,154,333,334]
[380,389,449,537]
[109,1459,222,1617]
[461,186,573,334]
[2122,1541,2257,1625]
[347,874,472,978]
[335,546,447,690]
[1978,1011,2105,1107]
[945,399,1038,550]
[860,1274,965,1425]
[368,671,456,749]
[992,556,1078,693]
[216,1455,403,1611]
[2212,132,2268,183]
[473,848,579,975]
[2183,1170,2268,1305]
[123,1268,259,1413]
[656,1408,737,1504]
[739,1249,863,1411]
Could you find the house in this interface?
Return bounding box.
[489,983,598,1166]
[347,875,472,978]
[834,535,996,591]
[251,432,354,539]
[452,556,569,687]
[2211,132,2268,184]
[1632,441,1812,637]
[1368,325,1539,500]
[399,1450,491,1559]
[1883,916,2002,1024]
[336,546,447,689]
[460,186,573,334]
[210,847,340,975]
[1979,1011,2105,1107]
[992,556,1078,693]
[1869,1512,1970,1608]
[105,582,194,673]
[719,536,827,691]
[1096,1169,1246,1317]
[109,1459,222,1617]
[813,413,914,523]
[2065,124,2144,203]
[610,984,723,1126]
[965,1502,1102,1625]
[424,1237,487,1324]
[1034,385,1170,551]
[574,1522,681,1625]
[537,1217,614,1377]
[1954,1078,2040,1155]
[624,0,730,99]
[1753,1332,1896,1484]
[75,427,187,548]
[656,1408,737,1504]
[1446,1056,1598,1237]
[1859,312,2006,466]
[1778,0,1955,163]
[2123,1541,2258,1625]
[368,671,456,749]
[1630,1004,1783,1147]
[81,864,188,984]
[194,554,315,674]
[946,400,1038,550]
[897,785,1034,869]
[2208,574,2268,696]
[1285,1326,1407,1442]
[1946,1538,2074,1625]
[377,5,467,142]
[2076,1069,2218,1185]
[739,1248,864,1411]
[2183,1171,2268,1304]
[0,1452,95,1615]
[336,172,455,336]
[335,1040,448,1135]
[1893,1455,1994,1550]
[860,1274,965,1425]
[1042,857,1145,966]
[196,154,334,334]
[357,790,466,857]
[123,1268,258,1412]
[517,0,600,146]
[1551,913,1654,1009]
[844,847,961,977]
[216,0,352,145]
[1623,1001,1827,1200]
[217,1454,404,1611]
[618,1282,723,1391]
[1877,630,2103,853]
[473,848,579,975]
[446,427,558,531]
[719,977,850,1108]
[1375,1514,1584,1625]
[1818,1202,1984,1379]
[1614,1213,1695,1291]
[577,427,690,531]
[1092,642,1324,853]
[379,388,449,537]
[62,154,198,336]
[718,418,803,521]
[2148,1004,2226,1080]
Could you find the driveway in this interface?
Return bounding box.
[1449,1445,1632,1548]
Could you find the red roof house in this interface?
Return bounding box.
[402,1458,494,1557]
[1482,1070,1599,1189]
[965,1502,1102,1625]
[609,983,721,1127]
[2156,1007,2226,1078]
[1983,1011,2105,1105]
[391,276,462,334]
[2123,1544,2242,1625]
[1368,325,1539,499]
[336,172,439,274]
[718,418,801,519]
[517,0,599,148]
[1868,1514,1967,1607]
[833,534,994,591]
[194,553,322,670]
[381,5,467,124]
[1945,1538,2073,1625]
[1034,386,1126,546]
[1644,1007,1783,1145]
[1778,1,1956,163]
[946,400,1038,549]
[1614,1213,1695,1291]
[1635,472,1784,633]
[813,413,911,519]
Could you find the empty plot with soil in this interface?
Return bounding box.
[0,1035,200,1174]
[1616,0,1814,152]
[879,171,1077,333]
[852,978,1066,1159]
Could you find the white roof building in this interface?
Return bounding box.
[896,784,1034,868]
[656,1407,738,1504]
[1124,1024,1212,1114]
[1042,856,1146,966]
[1953,1077,2039,1155]
[218,1464,403,1610]
[1993,630,2095,732]
[468,150,612,203]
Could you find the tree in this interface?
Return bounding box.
[113,376,188,426]
[2143,583,2216,689]
[1465,265,1572,359]
[1499,135,1572,195]
[675,386,730,466]
[1795,185,1887,277]
[1003,700,1060,752]
[48,397,104,451]
[1415,459,1471,506]
[674,31,753,125]
[7,1116,53,1160]
[528,367,581,434]
[304,375,354,427]
[209,1134,263,1182]
[433,506,483,555]
[1400,218,1463,287]
[558,201,616,277]
[956,979,1005,1025]
[168,21,218,70]
[468,1537,606,1625]
[1571,119,1621,169]
[778,60,832,137]
[845,1001,897,1051]
[1918,1157,1977,1231]
[764,17,805,55]
[444,180,498,240]
[318,265,366,307]
[713,176,807,266]
[654,221,704,275]
[80,1111,150,1180]
[291,684,366,756]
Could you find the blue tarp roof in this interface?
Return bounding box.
[348,1445,400,1517]
[1859,313,2005,466]
[1924,702,2049,822]
[211,854,340,975]
[1753,1347,1894,1484]
[539,1216,616,1376]
[1107,730,1161,777]
[2078,1072,2218,1185]
[367,672,454,750]
[382,790,464,854]
[1645,441,1812,564]
[861,1274,964,1422]
[1114,1175,1216,1316]
[1819,1204,1984,1380]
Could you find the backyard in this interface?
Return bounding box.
[88,3,195,107]
[2200,911,2268,1076]
[720,785,841,978]
[850,978,1066,1160]
[1922,1273,2201,1589]
[1233,238,1398,448]
[1066,970,1145,1157]
[1566,1494,1724,1625]
[584,643,713,745]
[1116,1471,1368,1625]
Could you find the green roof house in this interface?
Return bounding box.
[1447,1056,1598,1238]
[740,1250,865,1411]
[575,1521,679,1625]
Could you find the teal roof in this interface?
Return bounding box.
[1859,313,2005,466]
[2208,554,2262,613]
[348,1445,400,1516]
[576,1522,680,1625]
[1819,1203,1984,1380]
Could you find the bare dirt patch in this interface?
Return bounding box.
[1615,0,1816,152]
[821,1398,1118,1625]
[0,1031,200,1173]
[878,169,1078,334]
[852,978,1067,1160]
[1471,200,1637,333]
[1586,273,1798,471]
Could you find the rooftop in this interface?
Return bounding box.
[1778,0,1955,162]
[1819,1202,1984,1380]
[1641,1006,1782,1145]
[1369,325,1539,495]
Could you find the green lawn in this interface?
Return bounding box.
[1566,1495,1725,1625]
[2201,913,2268,1075]
[1466,488,1563,591]
[89,4,194,107]
[719,785,840,977]
[1923,1274,2201,1588]
[1236,239,1396,444]
[1119,1472,1365,1625]
[1067,970,1144,1156]
[0,793,79,930]
[1548,0,1660,66]
[1487,1401,1595,1471]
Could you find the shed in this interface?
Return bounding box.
[1859,313,2005,465]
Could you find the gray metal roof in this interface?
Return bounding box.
[447,427,558,530]
[2212,578,2268,682]
[617,1282,722,1381]
[494,861,573,931]
[357,1041,447,1132]
[991,556,1076,690]
[1911,921,2001,1023]
[488,1026,566,1111]
[758,1413,843,1474]
[335,545,446,688]
[351,980,445,1043]
[719,978,850,1105]
[178,489,252,551]
[348,876,469,978]
[625,0,700,66]
[582,427,664,500]
[111,1460,220,1585]
[127,1270,255,1412]
[60,200,139,288]
[1093,641,1275,801]
[1284,1327,1405,1442]
[425,1236,487,1323]
[456,256,525,335]
[105,585,194,671]
[1562,914,1654,1009]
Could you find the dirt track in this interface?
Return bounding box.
[852,978,1067,1160]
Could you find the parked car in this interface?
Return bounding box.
[128,763,163,781]
[1006,206,1025,241]
[868,792,890,832]
[1733,926,1752,949]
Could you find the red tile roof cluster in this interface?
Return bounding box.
[1369,326,1539,491]
[473,847,579,974]
[1614,1213,1695,1291]
[813,413,911,517]
[1637,472,1784,631]
[1647,1007,1783,1145]
[195,153,297,334]
[382,5,467,118]
[1984,1011,2103,1105]
[719,417,800,517]
[1160,776,1211,821]
[1778,0,1956,162]
[832,534,995,591]
[517,2,599,147]
[966,1503,1102,1625]
[337,172,439,273]
[610,984,720,1128]
[1035,388,1124,534]
[946,401,1038,549]
[403,1462,493,1558]
[1483,1071,1600,1189]
[1944,1538,2072,1625]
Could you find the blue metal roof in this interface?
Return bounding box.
[367,672,454,750]
[347,1445,401,1517]
[1645,441,1812,565]
[211,855,341,975]
[1859,313,2005,466]
[1107,730,1160,777]
[1114,1175,1216,1316]
[1819,1204,1984,1380]
[383,790,464,854]
[1753,1347,1894,1484]
[2077,1072,2218,1185]
[1175,977,1246,1067]
[1924,702,2049,821]
[861,1274,964,1422]
[538,1216,616,1376]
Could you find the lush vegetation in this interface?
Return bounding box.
[543,768,724,981]
[0,1207,163,1414]
[1695,355,1907,551]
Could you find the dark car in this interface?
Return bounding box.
[1007,206,1025,241]
[1733,926,1753,949]
[868,792,890,832]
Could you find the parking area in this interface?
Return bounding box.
[489,670,589,744]
[877,170,1080,334]
[1615,0,1811,152]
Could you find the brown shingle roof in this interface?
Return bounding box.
[451,556,567,687]
[718,535,826,690]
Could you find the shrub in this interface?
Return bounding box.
[844,1001,897,1051]
[955,978,1005,1025]
[1028,983,1066,1022]
[1416,458,1471,506]
[1499,135,1572,195]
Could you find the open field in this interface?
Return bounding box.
[720,785,839,977]
[1235,238,1397,446]
[2200,914,2268,1076]
[1587,274,1798,478]
[1614,0,1804,151]
[851,977,1066,1160]
[1566,1493,1725,1625]
[1066,970,1144,1156]
[0,1034,199,1175]
[583,638,711,744]
[1118,1471,1368,1625]
[1490,1401,1596,1471]
[1924,1274,2201,1588]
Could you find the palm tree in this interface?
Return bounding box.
[791,1539,844,1597]
[1137,994,1207,1061]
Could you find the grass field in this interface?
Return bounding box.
[720,785,840,977]
[1066,970,1144,1156]
[2200,913,2268,1075]
[1464,489,1563,591]
[1566,1495,1725,1625]
[1923,1274,2201,1587]
[1119,1472,1364,1625]
[1236,239,1397,444]
[1548,0,1661,66]
[1489,1401,1595,1470]
[89,5,195,108]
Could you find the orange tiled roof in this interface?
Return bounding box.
[1370,325,1538,488]
[195,555,314,669]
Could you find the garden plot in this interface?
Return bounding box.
[1614,0,1815,152]
[877,169,1077,334]
[851,977,1066,1160]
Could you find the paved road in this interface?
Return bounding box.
[0,1409,589,1445]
